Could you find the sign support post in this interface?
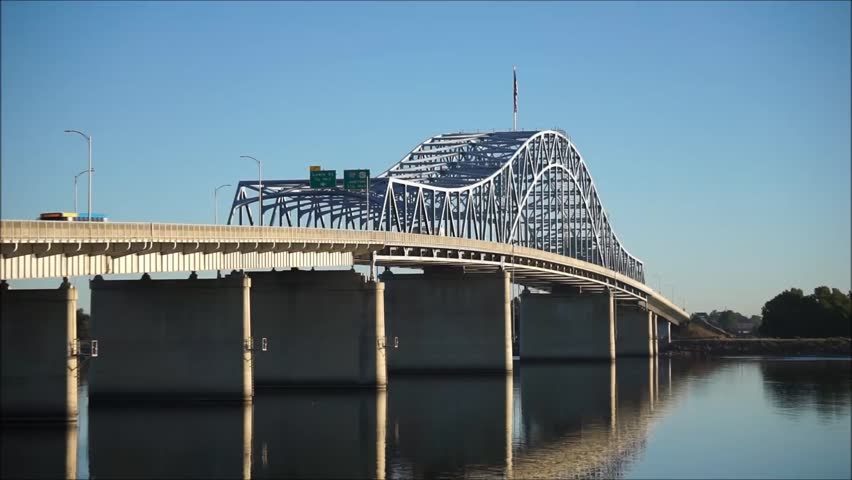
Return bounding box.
[344,169,371,231]
[366,175,370,231]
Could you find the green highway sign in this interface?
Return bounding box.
[344,169,370,190]
[310,170,336,188]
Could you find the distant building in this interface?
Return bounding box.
[735,321,753,336]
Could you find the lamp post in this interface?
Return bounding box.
[214,184,232,225]
[64,130,92,221]
[74,169,93,213]
[239,155,262,226]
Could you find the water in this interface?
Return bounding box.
[2,357,849,479]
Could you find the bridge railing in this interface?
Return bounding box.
[0,220,688,322]
[1,220,640,282]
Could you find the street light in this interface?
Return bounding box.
[239,155,262,226]
[214,184,232,225]
[65,130,92,221]
[73,169,93,213]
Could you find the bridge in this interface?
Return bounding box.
[0,129,687,424]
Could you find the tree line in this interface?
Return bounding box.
[77,308,91,340]
[699,309,761,333]
[758,286,851,338]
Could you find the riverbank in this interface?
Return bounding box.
[664,337,851,357]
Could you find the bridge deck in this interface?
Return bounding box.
[0,220,686,324]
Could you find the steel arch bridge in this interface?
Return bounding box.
[228,130,645,283]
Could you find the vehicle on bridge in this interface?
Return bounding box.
[38,212,77,221]
[39,212,108,222]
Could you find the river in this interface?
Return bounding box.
[2,357,849,479]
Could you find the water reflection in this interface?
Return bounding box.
[0,423,78,479]
[518,363,615,446]
[252,389,386,479]
[512,359,665,479]
[761,359,851,420]
[387,374,512,478]
[2,356,850,478]
[89,402,251,479]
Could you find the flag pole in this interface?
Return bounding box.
[513,65,518,131]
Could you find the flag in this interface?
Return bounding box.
[513,66,518,114]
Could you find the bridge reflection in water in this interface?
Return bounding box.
[89,402,253,479]
[512,358,669,479]
[2,359,680,479]
[0,423,78,479]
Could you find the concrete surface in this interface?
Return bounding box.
[0,280,78,422]
[88,272,252,402]
[250,269,386,387]
[382,269,512,373]
[519,290,615,361]
[616,306,653,357]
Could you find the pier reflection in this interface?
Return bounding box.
[0,423,78,479]
[387,374,513,478]
[3,356,691,479]
[252,389,386,479]
[89,402,251,479]
[512,358,665,478]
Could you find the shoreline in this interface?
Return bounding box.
[664,337,851,358]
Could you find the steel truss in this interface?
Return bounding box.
[228,130,644,283]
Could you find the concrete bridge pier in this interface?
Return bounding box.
[519,287,616,361]
[615,305,654,357]
[651,315,660,356]
[657,317,670,352]
[250,269,386,388]
[381,268,512,373]
[88,272,252,403]
[0,279,79,423]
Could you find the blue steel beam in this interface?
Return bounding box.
[227,130,644,283]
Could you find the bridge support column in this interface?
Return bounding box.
[519,288,615,361]
[382,269,512,373]
[250,269,386,388]
[88,272,252,403]
[615,305,654,357]
[652,315,660,356]
[0,280,78,423]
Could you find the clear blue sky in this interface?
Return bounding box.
[2,1,849,316]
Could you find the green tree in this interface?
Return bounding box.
[710,309,750,333]
[76,308,91,341]
[749,315,762,329]
[717,310,738,332]
[759,287,851,338]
